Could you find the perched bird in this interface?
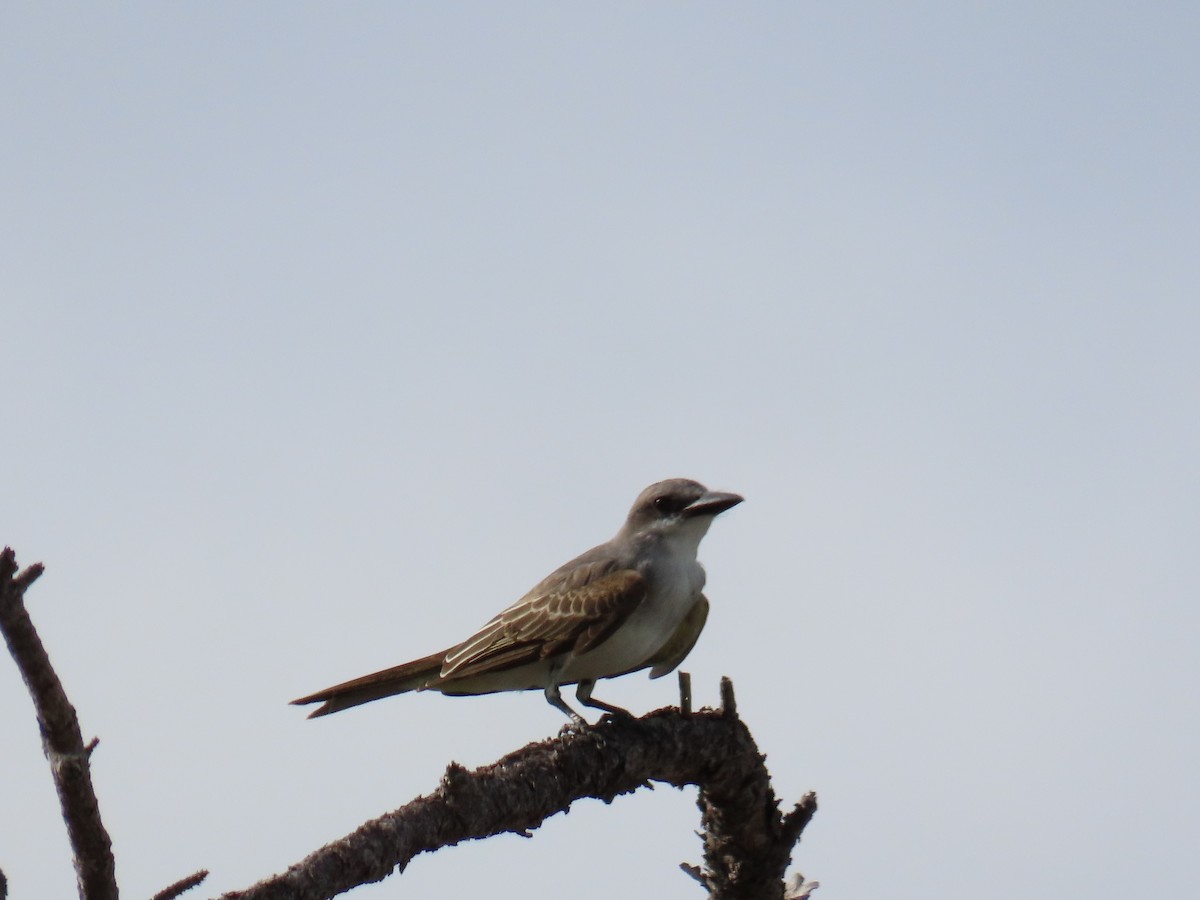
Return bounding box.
[292,478,743,723]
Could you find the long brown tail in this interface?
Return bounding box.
[290,650,447,718]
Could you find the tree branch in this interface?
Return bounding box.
[220,684,814,900]
[3,546,816,900]
[150,869,209,900]
[0,548,118,900]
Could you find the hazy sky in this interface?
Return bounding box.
[3,4,1197,899]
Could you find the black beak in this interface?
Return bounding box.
[682,490,744,518]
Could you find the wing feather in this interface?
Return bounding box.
[441,562,645,681]
[645,593,709,678]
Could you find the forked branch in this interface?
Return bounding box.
[220,681,814,900]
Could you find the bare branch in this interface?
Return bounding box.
[3,547,816,899]
[782,794,819,846]
[719,675,738,717]
[0,548,118,900]
[219,700,814,900]
[149,869,209,900]
[13,560,44,592]
[679,670,693,715]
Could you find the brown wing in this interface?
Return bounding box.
[440,561,646,681]
[645,593,709,678]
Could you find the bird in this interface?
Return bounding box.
[291,478,743,723]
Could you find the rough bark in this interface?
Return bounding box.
[0,548,118,900]
[219,684,815,900]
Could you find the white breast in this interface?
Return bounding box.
[560,517,711,681]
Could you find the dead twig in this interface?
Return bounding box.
[0,548,118,900]
[219,688,813,900]
[149,868,209,900]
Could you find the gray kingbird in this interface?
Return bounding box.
[291,478,743,722]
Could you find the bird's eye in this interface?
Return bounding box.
[654,496,674,512]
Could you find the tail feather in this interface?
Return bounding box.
[291,650,447,718]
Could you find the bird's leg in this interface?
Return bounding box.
[576,679,633,719]
[544,681,585,725]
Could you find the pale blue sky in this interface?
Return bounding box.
[3,4,1197,899]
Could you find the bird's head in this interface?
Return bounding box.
[621,478,743,542]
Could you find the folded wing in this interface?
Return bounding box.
[441,561,646,681]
